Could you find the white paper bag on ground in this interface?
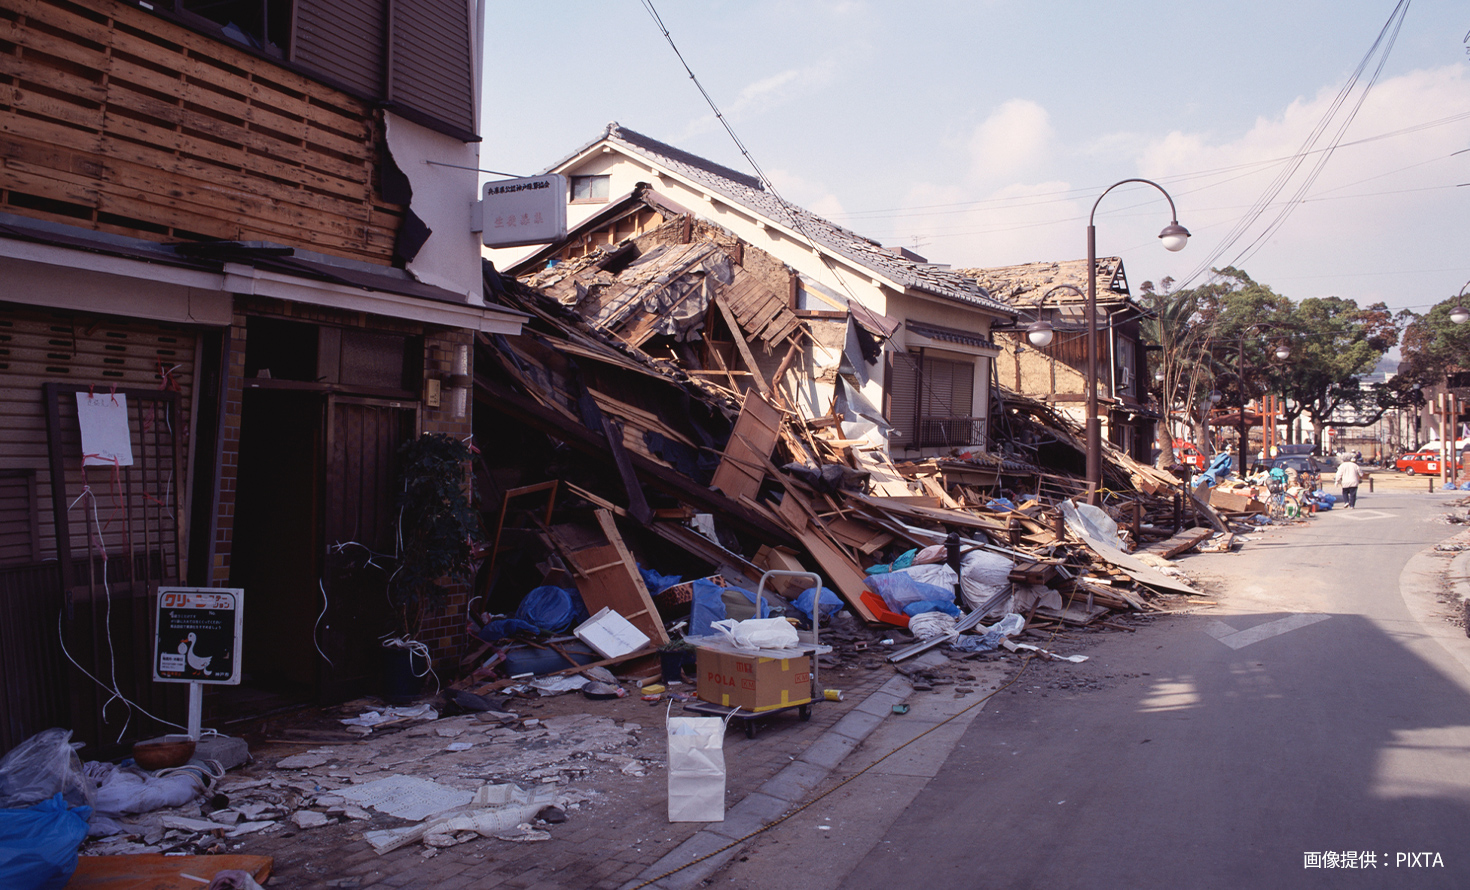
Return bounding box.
[709,616,798,650]
[667,715,727,822]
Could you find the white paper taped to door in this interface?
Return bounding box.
[76,392,134,467]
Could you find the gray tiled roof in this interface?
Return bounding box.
[552,123,1014,317]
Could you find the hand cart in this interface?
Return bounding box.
[681,570,827,738]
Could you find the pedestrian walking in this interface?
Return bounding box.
[1335,456,1363,508]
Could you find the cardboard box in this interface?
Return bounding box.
[695,642,812,713]
[574,607,651,659]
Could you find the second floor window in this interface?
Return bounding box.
[571,175,611,203]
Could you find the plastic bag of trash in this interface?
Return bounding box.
[514,586,585,634]
[0,728,93,810]
[908,611,958,640]
[898,562,958,590]
[709,617,798,650]
[902,599,960,617]
[90,764,207,823]
[864,572,952,612]
[958,550,1014,614]
[951,613,1025,653]
[0,793,92,890]
[667,712,729,822]
[790,586,843,623]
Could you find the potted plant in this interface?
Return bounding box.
[658,638,698,684]
[384,433,483,697]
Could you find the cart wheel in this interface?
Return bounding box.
[799,704,811,721]
[745,720,757,740]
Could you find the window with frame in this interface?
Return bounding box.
[886,351,980,448]
[177,0,292,56]
[571,175,611,203]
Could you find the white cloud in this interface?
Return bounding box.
[1133,64,1470,305]
[965,99,1055,186]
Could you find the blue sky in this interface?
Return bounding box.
[482,1,1469,315]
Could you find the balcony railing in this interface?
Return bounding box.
[916,416,986,448]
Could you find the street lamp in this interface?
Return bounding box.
[1085,179,1189,503]
[1451,281,1470,325]
[1022,283,1086,348]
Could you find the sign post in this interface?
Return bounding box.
[154,587,243,741]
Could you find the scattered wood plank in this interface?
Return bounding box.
[1138,526,1213,559]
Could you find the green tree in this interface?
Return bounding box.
[1138,281,1212,467]
[1273,297,1397,445]
[1399,297,1470,386]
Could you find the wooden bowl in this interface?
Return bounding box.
[132,738,196,770]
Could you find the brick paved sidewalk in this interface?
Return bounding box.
[233,651,903,890]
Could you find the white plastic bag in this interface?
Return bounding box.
[709,617,798,650]
[667,714,727,822]
[958,549,1014,614]
[0,728,93,809]
[908,611,958,640]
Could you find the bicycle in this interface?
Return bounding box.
[1265,477,1302,520]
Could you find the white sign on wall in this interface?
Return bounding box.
[76,391,134,467]
[475,174,567,248]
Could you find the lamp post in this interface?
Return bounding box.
[1019,283,1086,349]
[1086,180,1189,503]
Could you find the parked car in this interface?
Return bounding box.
[1396,450,1442,475]
[1250,454,1330,483]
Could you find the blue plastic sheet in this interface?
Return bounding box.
[791,587,843,622]
[0,793,91,890]
[902,599,961,617]
[864,549,917,575]
[688,580,770,637]
[864,572,953,612]
[514,586,585,634]
[638,564,682,596]
[475,617,540,641]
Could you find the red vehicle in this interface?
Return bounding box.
[1396,450,1440,475]
[1172,439,1206,471]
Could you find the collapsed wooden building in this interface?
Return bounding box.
[463,217,1244,681]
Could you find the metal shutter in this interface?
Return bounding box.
[294,0,387,99]
[387,0,476,139]
[886,351,918,447]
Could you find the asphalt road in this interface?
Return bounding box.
[714,489,1470,889]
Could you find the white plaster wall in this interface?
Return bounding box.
[385,112,484,303]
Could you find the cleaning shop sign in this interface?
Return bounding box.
[153,587,243,685]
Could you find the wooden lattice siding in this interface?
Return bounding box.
[0,0,402,263]
[0,302,194,566]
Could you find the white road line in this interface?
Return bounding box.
[1204,614,1330,650]
[1335,509,1394,520]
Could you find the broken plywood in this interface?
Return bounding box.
[548,509,668,647]
[710,392,783,503]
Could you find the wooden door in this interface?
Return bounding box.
[319,396,417,700]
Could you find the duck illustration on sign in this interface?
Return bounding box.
[154,588,243,685]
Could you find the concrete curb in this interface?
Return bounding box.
[1397,528,1470,679]
[619,676,914,890]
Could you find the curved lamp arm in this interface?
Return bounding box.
[1090,178,1191,250]
[1024,283,1087,347]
